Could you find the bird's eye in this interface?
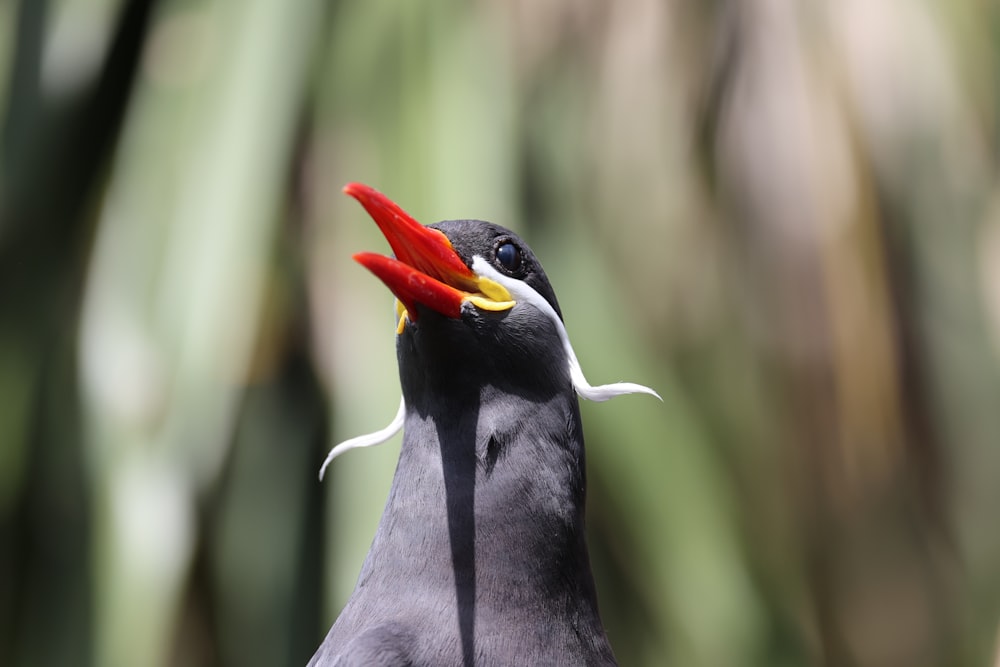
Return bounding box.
[496,242,522,272]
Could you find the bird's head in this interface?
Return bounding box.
[318,183,659,478]
[344,182,572,403]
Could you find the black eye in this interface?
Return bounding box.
[496,242,522,272]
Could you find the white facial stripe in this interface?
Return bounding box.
[470,256,662,403]
[317,257,661,480]
[318,396,405,480]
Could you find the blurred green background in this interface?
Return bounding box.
[2,0,1000,665]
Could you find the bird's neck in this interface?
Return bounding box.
[365,387,601,612]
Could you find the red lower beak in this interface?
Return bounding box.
[344,183,474,321]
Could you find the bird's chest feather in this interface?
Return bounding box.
[323,397,606,665]
[369,394,585,591]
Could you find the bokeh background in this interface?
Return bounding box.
[2,0,1000,665]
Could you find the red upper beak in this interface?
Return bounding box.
[344,183,476,321]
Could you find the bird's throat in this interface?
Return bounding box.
[365,391,597,611]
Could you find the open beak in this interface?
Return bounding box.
[344,183,514,330]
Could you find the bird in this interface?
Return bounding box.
[309,183,659,666]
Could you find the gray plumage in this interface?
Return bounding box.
[309,221,617,666]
